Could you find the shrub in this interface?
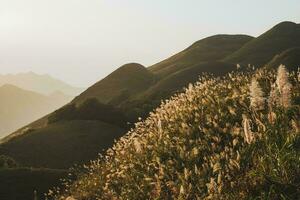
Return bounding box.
[0,155,18,168]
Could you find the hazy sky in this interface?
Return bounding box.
[0,0,299,87]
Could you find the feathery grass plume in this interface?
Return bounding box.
[281,82,292,108]
[65,196,76,200]
[242,114,254,144]
[275,65,292,108]
[133,139,142,153]
[267,111,277,124]
[276,65,289,93]
[268,83,279,109]
[249,78,265,111]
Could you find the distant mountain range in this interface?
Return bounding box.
[1,21,300,171]
[0,71,83,96]
[0,84,72,138]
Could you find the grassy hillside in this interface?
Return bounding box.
[0,120,125,169]
[122,61,237,119]
[49,66,300,199]
[267,47,300,70]
[73,63,157,105]
[149,34,253,77]
[0,84,71,138]
[0,168,67,200]
[48,98,129,128]
[224,21,300,66]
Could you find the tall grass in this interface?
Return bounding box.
[48,66,300,200]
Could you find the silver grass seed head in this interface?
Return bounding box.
[249,78,265,111]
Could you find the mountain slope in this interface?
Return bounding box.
[142,62,236,100]
[149,34,253,76]
[0,64,155,169]
[122,61,237,119]
[0,168,67,200]
[224,21,300,66]
[0,72,83,96]
[0,84,71,138]
[266,47,300,70]
[0,120,126,169]
[73,63,157,105]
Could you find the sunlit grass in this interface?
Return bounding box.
[48,66,300,200]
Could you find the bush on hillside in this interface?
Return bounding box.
[48,104,77,124]
[48,66,300,200]
[0,155,18,168]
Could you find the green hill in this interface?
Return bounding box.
[149,34,253,77]
[73,63,157,105]
[49,66,300,199]
[224,21,300,66]
[266,47,300,70]
[0,120,125,169]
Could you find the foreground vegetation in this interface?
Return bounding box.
[47,65,300,199]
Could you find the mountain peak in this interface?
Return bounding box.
[111,63,147,76]
[0,84,21,91]
[224,21,300,66]
[72,63,155,105]
[274,21,298,28]
[0,72,83,96]
[190,34,254,48]
[149,34,253,76]
[270,21,300,34]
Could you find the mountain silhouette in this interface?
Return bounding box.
[0,72,83,96]
[149,34,253,76]
[224,21,300,66]
[0,84,72,138]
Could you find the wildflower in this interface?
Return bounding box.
[249,78,265,111]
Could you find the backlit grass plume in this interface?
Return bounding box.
[47,66,300,200]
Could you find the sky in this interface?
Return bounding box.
[0,0,299,87]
